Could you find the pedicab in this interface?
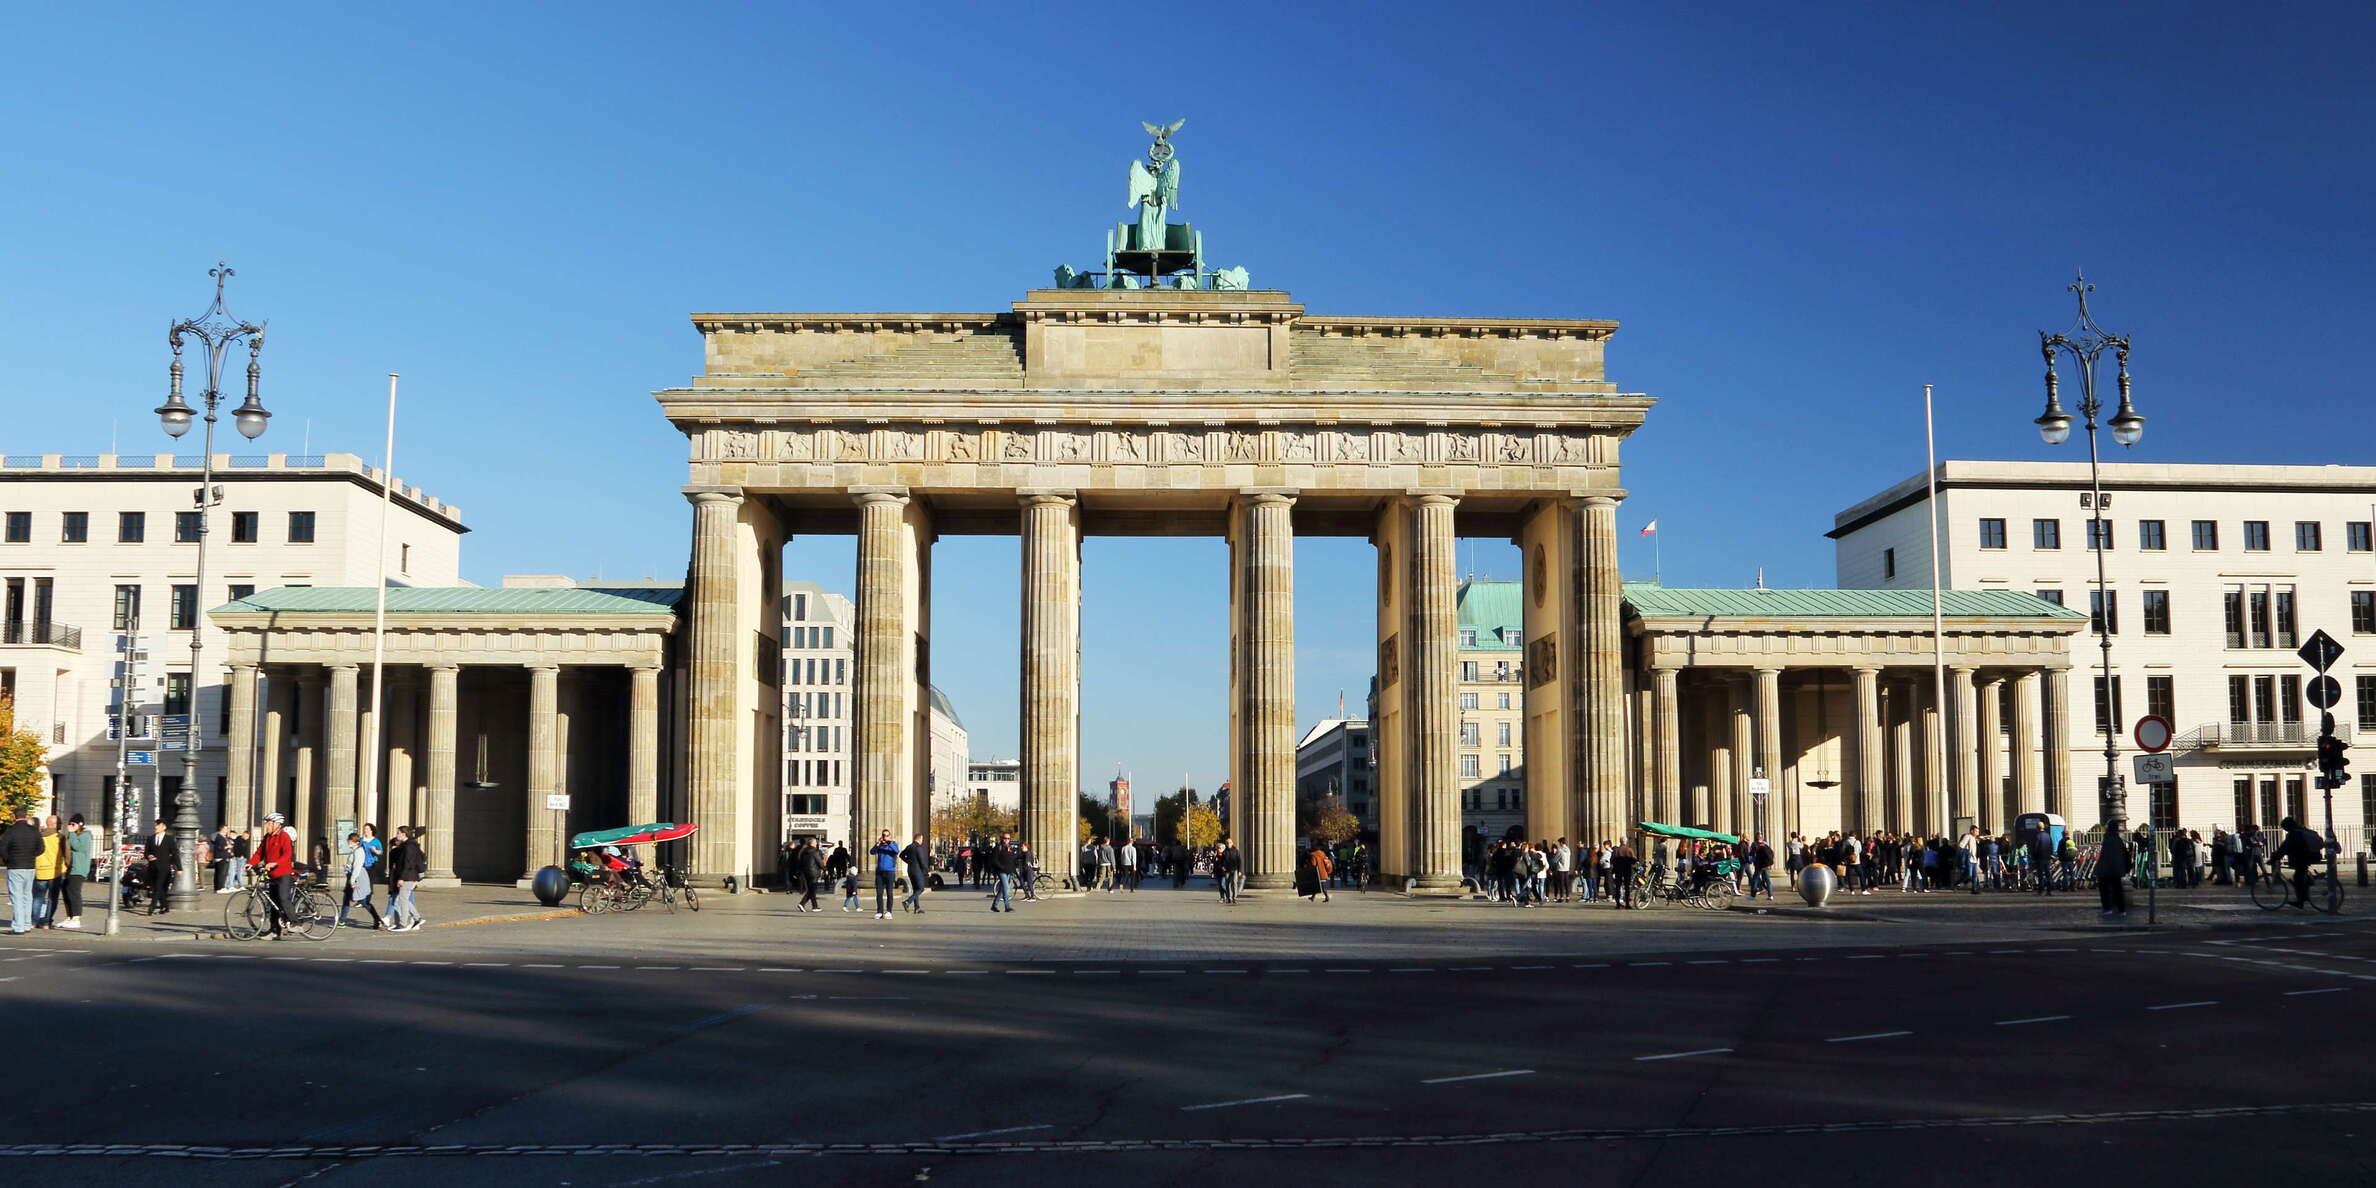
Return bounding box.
[1637,821,1742,908]
[568,822,700,913]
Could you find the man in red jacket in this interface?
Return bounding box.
[246,814,297,938]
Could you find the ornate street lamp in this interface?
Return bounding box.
[156,262,268,911]
[2035,272,2141,894]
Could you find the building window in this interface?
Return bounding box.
[2089,589,2119,635]
[1459,629,1477,647]
[2148,780,2177,831]
[1460,661,1478,682]
[2358,675,2376,732]
[2033,519,2061,550]
[2234,777,2255,828]
[2093,675,2124,735]
[2228,675,2250,725]
[1496,721,1511,747]
[2243,520,2270,551]
[112,584,141,631]
[1457,692,1478,710]
[230,511,258,543]
[1460,754,1480,779]
[2354,590,2376,634]
[1458,722,1479,746]
[2286,777,2306,823]
[2249,590,2272,649]
[2275,589,2298,648]
[61,511,87,543]
[1497,693,1510,710]
[400,543,411,574]
[2224,590,2245,649]
[287,511,316,543]
[2363,775,2376,837]
[2137,519,2166,551]
[2,512,27,543]
[2146,675,2175,723]
[118,511,145,543]
[1882,547,1896,579]
[175,511,202,543]
[2133,588,2170,635]
[2192,520,2219,550]
[2085,518,2114,550]
[2280,674,2302,726]
[2350,522,2373,553]
[2035,589,2063,606]
[227,584,254,602]
[1978,518,2007,550]
[169,584,197,630]
[2296,521,2323,552]
[1498,754,1514,774]
[163,672,191,715]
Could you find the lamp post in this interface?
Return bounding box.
[155,262,269,911]
[2032,272,2144,911]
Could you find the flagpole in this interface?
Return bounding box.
[361,374,398,831]
[1925,384,1950,834]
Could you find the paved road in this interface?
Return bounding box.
[5,896,2372,1187]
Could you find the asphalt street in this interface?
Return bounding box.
[4,884,2372,1187]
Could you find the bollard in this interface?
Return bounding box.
[2359,853,2368,887]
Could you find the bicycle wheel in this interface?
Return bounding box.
[292,889,337,941]
[2247,870,2288,911]
[2315,873,2345,915]
[1700,883,1735,910]
[682,885,700,912]
[578,881,607,914]
[225,891,263,941]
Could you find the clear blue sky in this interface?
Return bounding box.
[7,3,2371,796]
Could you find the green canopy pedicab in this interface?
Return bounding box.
[569,823,699,913]
[1636,821,1741,909]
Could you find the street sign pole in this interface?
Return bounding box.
[2301,629,2347,870]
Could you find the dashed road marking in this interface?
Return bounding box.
[1995,1015,2071,1026]
[1180,1093,1309,1112]
[1827,1030,1913,1043]
[1422,1069,1536,1084]
[2285,987,2347,996]
[2146,1000,2217,1011]
[1634,1047,1732,1062]
[937,1124,1053,1142]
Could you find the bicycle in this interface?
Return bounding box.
[578,875,633,914]
[2249,861,2344,914]
[225,871,335,941]
[646,864,700,912]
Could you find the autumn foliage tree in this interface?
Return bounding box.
[0,697,49,821]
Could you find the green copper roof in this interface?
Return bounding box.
[217,586,682,615]
[1622,583,2082,620]
[1456,579,1524,650]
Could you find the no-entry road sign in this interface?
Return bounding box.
[2132,714,2174,754]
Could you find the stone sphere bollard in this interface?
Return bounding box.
[531,865,571,907]
[1798,863,1836,908]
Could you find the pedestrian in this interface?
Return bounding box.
[383,826,426,931]
[1214,837,1243,904]
[1309,843,1333,902]
[900,833,930,914]
[143,818,176,915]
[50,814,90,930]
[2,810,41,935]
[2097,826,2132,918]
[1117,835,1139,891]
[30,815,63,929]
[1017,843,1040,900]
[988,834,1015,913]
[1610,842,1637,908]
[226,827,249,891]
[209,823,235,892]
[866,829,900,919]
[1749,835,1775,900]
[336,832,383,930]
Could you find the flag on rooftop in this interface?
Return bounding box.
[1639,519,1658,536]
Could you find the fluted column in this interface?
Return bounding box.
[257,673,285,823]
[225,663,258,826]
[628,664,661,828]
[1754,667,1782,841]
[1580,495,1627,845]
[1518,499,1575,846]
[1703,684,1732,832]
[1020,491,1081,883]
[1231,490,1297,889]
[684,489,744,881]
[1979,674,2007,828]
[853,487,928,861]
[324,664,358,859]
[291,673,318,863]
[1851,666,1882,834]
[1951,666,1979,828]
[2013,670,2042,818]
[384,676,416,830]
[1409,494,1461,887]
[524,663,560,879]
[1889,681,1914,833]
[1728,679,1754,837]
[1651,665,1681,826]
[424,664,459,882]
[2043,666,2074,822]
[1918,679,1944,835]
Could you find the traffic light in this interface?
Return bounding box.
[2317,734,2351,788]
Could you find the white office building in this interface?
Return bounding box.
[781,581,965,844]
[964,758,1021,812]
[0,451,465,831]
[1832,460,2376,848]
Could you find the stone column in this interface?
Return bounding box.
[2013,670,2042,817]
[1409,494,1461,887]
[384,676,417,830]
[1704,685,1733,833]
[1979,674,2007,829]
[1579,495,1628,845]
[524,663,559,879]
[1851,666,1882,834]
[852,488,930,862]
[1230,490,1297,889]
[628,664,661,828]
[1632,681,1656,832]
[257,673,285,823]
[292,673,317,863]
[355,692,376,831]
[1651,665,1681,826]
[224,663,258,826]
[1518,499,1576,846]
[1020,491,1081,883]
[1728,679,1754,837]
[424,664,459,883]
[684,489,744,882]
[1889,681,1914,833]
[324,664,358,860]
[1920,681,1944,835]
[1951,666,1980,827]
[2043,666,2074,822]
[1754,667,1783,841]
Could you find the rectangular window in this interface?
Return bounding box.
[227,583,254,602]
[2351,522,2373,553]
[1458,629,1477,647]
[2148,780,2178,831]
[2296,521,2323,551]
[1497,693,1510,710]
[2146,675,2175,722]
[2253,675,2276,726]
[2137,519,2166,551]
[118,511,145,543]
[2035,588,2063,606]
[2141,589,2170,634]
[2353,590,2375,634]
[2224,590,2246,648]
[1458,722,1479,746]
[1978,518,2007,550]
[2089,589,2119,635]
[1460,661,1479,682]
[2357,675,2376,732]
[2,512,27,543]
[2192,520,2219,550]
[230,511,258,543]
[2280,674,2303,725]
[2250,591,2271,649]
[2234,777,2255,828]
[2244,520,2270,551]
[1883,547,1896,579]
[1498,754,1514,774]
[112,584,141,631]
[175,511,202,543]
[400,543,411,574]
[287,511,316,543]
[163,672,191,715]
[61,511,87,543]
[2033,518,2061,550]
[1496,721,1511,747]
[2228,675,2249,726]
[169,584,197,630]
[1459,754,1480,779]
[2085,518,2114,550]
[1457,692,1478,710]
[2093,675,2124,735]
[2276,589,2298,649]
[2286,777,2306,823]
[2364,775,2376,837]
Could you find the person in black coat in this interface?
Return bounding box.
[899,835,930,913]
[794,839,826,913]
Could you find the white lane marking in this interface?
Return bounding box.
[1390,967,1435,973]
[1421,1069,1536,1085]
[1451,966,1493,972]
[691,966,747,972]
[1634,1048,1732,1062]
[1180,1093,1310,1112]
[639,966,683,971]
[1006,970,1053,976]
[813,969,860,974]
[1324,968,1371,974]
[577,964,619,969]
[2147,1000,2217,1011]
[358,959,402,965]
[463,962,509,967]
[1272,969,1312,975]
[520,963,564,969]
[1141,969,1186,975]
[409,961,453,966]
[1826,1030,1913,1043]
[1738,958,1778,964]
[2286,988,2347,996]
[942,969,988,976]
[2037,948,2076,953]
[937,1124,1054,1141]
[1203,969,1249,975]
[1846,954,1884,960]
[1074,970,1119,976]
[1573,963,1611,969]
[1512,964,1552,971]
[1629,961,1671,967]
[757,967,804,973]
[1995,1015,2071,1026]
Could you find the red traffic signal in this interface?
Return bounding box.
[2317,734,2351,783]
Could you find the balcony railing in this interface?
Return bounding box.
[0,621,81,650]
[2177,721,2342,750]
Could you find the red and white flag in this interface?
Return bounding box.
[1639,519,1658,536]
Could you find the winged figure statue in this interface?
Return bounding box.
[1127,119,1185,251]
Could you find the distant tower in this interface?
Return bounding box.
[1108,772,1133,840]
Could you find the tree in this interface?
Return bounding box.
[1298,795,1360,845]
[930,795,1017,844]
[1153,789,1221,849]
[1077,792,1111,845]
[0,697,49,821]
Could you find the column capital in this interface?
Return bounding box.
[626,661,664,674]
[327,662,358,674]
[1849,664,1882,675]
[1017,488,1077,507]
[524,662,561,674]
[427,662,460,674]
[684,487,744,508]
[1751,664,1783,676]
[1583,493,1624,510]
[229,661,259,674]
[850,485,911,507]
[1406,491,1458,507]
[1236,487,1298,507]
[1949,663,1979,675]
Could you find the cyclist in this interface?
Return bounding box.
[2274,816,2326,909]
[245,814,297,939]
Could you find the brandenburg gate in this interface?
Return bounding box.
[655,125,1651,889]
